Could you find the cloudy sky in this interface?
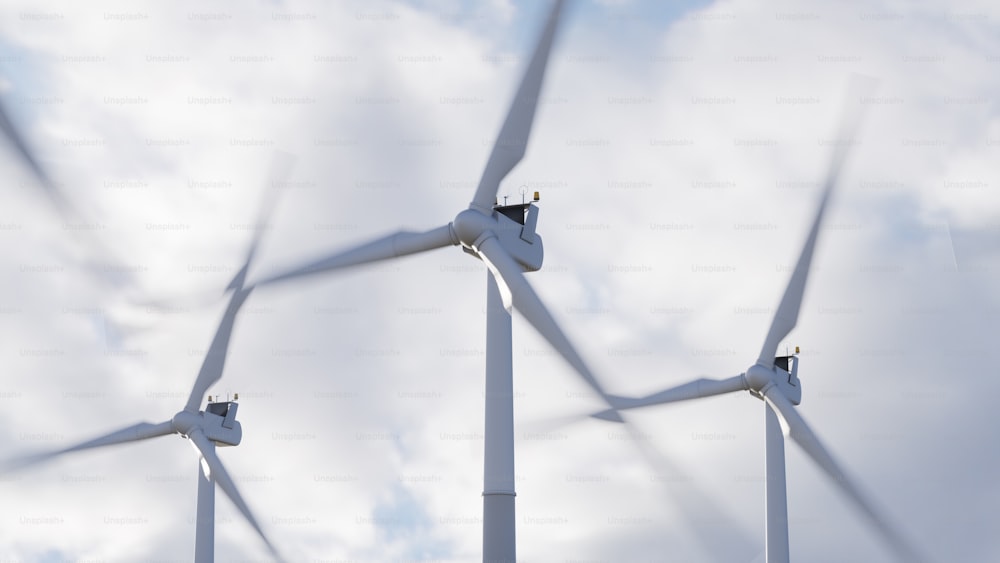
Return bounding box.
[1,0,998,561]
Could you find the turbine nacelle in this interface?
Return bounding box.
[746,354,801,406]
[171,401,243,447]
[453,203,544,273]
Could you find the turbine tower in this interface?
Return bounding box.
[3,153,296,562]
[252,2,619,561]
[591,77,926,563]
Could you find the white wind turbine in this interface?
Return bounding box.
[591,78,927,563]
[3,154,296,562]
[251,1,618,561]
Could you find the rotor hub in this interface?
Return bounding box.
[452,208,496,248]
[745,357,802,405]
[170,410,200,435]
[744,364,774,393]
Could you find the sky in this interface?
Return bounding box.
[0,0,998,561]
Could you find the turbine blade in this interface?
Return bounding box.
[591,375,747,421]
[0,94,142,289]
[519,412,587,436]
[475,235,618,415]
[620,417,761,561]
[131,151,296,314]
[228,150,297,293]
[0,95,62,208]
[188,430,284,562]
[756,76,878,368]
[184,154,298,412]
[763,388,927,563]
[254,225,457,287]
[469,0,565,212]
[520,413,760,559]
[183,286,254,412]
[2,421,175,472]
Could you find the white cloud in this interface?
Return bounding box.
[0,0,997,562]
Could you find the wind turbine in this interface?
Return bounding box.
[591,77,926,563]
[2,153,295,562]
[251,2,618,561]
